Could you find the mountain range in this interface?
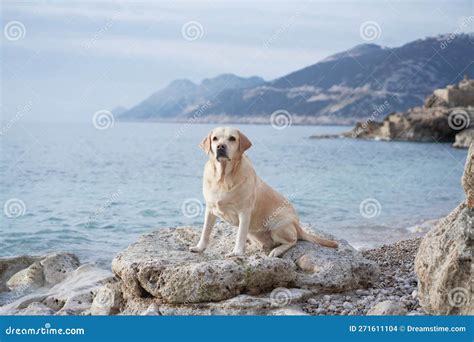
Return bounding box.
[117,33,474,124]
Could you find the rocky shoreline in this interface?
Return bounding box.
[1,145,471,316]
[311,77,474,149]
[303,238,422,315]
[0,234,422,316]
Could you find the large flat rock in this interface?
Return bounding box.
[112,222,379,304]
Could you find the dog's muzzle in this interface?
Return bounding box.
[216,144,228,160]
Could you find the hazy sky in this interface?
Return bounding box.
[2,0,473,122]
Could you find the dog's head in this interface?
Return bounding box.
[199,127,252,162]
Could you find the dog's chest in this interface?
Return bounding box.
[207,198,240,226]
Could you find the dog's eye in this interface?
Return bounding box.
[212,136,218,141]
[229,136,236,142]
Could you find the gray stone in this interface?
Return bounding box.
[18,302,55,315]
[112,223,295,304]
[141,303,161,316]
[282,237,379,292]
[367,300,407,315]
[270,306,309,315]
[40,253,80,285]
[414,203,473,315]
[415,146,473,315]
[454,129,474,149]
[4,253,80,293]
[463,143,474,208]
[0,256,42,293]
[90,282,123,315]
[0,264,113,316]
[112,223,379,305]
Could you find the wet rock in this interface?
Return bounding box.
[0,264,113,316]
[4,253,80,292]
[0,256,42,293]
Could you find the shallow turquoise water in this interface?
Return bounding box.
[0,122,467,267]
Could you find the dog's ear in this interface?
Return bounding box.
[199,131,212,153]
[238,131,252,152]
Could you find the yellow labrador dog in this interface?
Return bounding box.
[190,127,338,257]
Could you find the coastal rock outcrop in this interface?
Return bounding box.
[316,77,474,148]
[414,143,474,315]
[112,223,379,309]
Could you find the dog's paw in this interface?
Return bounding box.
[189,245,205,253]
[225,251,244,258]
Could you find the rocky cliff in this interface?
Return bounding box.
[334,77,474,148]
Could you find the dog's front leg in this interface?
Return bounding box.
[226,211,251,257]
[189,207,216,253]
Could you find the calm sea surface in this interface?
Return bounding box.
[0,122,467,267]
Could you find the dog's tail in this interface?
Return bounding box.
[295,224,338,248]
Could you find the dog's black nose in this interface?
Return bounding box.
[217,144,226,151]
